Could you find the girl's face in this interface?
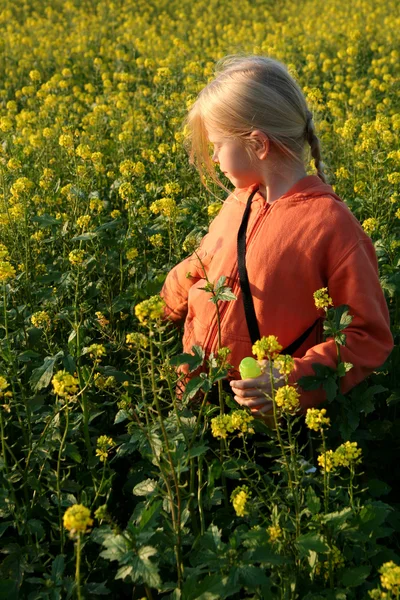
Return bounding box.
[207,129,261,189]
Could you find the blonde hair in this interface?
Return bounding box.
[182,54,327,197]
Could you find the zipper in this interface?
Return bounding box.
[205,200,273,354]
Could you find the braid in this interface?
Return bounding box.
[305,111,328,184]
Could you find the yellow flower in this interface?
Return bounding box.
[126,332,149,349]
[68,250,85,266]
[273,355,295,375]
[58,133,74,151]
[0,261,16,282]
[52,370,79,398]
[207,202,222,218]
[86,343,106,360]
[305,408,331,431]
[150,197,177,218]
[211,414,235,439]
[252,336,282,361]
[211,411,254,438]
[333,441,362,468]
[134,295,165,325]
[313,287,333,310]
[110,209,121,219]
[76,144,92,160]
[0,376,10,399]
[118,182,133,199]
[29,70,41,81]
[267,525,282,543]
[317,449,336,472]
[231,486,251,517]
[0,245,9,260]
[362,217,379,235]
[149,233,163,248]
[126,248,139,260]
[63,504,93,534]
[31,311,51,329]
[96,435,115,462]
[77,215,91,229]
[274,385,300,413]
[164,182,181,196]
[379,561,400,593]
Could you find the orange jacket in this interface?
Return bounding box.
[160,175,394,409]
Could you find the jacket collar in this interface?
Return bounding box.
[236,175,342,205]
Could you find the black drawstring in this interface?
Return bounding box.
[237,189,319,355]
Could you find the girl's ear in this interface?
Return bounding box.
[249,130,270,160]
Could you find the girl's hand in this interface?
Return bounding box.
[229,363,284,416]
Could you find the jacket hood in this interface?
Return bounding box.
[236,175,343,205]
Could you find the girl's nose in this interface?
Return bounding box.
[212,151,219,163]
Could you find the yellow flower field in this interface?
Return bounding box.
[0,0,399,598]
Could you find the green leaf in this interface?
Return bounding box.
[51,555,65,581]
[237,565,270,588]
[29,351,63,392]
[133,479,157,497]
[368,479,392,498]
[340,565,370,587]
[215,275,227,291]
[337,362,353,377]
[216,289,237,302]
[130,546,161,588]
[188,444,209,458]
[296,532,329,556]
[71,232,98,241]
[320,508,353,532]
[100,534,129,561]
[65,443,82,463]
[305,486,321,515]
[323,378,338,402]
[183,376,206,401]
[170,345,205,372]
[114,409,129,424]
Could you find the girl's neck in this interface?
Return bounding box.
[257,164,308,204]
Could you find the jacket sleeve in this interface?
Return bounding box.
[288,238,394,410]
[159,234,210,326]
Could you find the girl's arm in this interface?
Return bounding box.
[160,236,210,326]
[287,238,394,409]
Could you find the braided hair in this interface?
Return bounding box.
[305,110,327,184]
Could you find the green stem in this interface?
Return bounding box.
[57,399,69,552]
[75,533,82,600]
[149,336,183,588]
[74,270,92,460]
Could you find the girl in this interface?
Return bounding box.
[160,54,394,416]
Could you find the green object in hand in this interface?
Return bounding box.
[239,357,262,379]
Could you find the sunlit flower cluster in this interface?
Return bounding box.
[318,441,362,472]
[63,504,93,534]
[267,525,283,543]
[134,295,165,325]
[31,311,51,329]
[274,385,301,414]
[369,561,400,598]
[52,370,79,398]
[96,435,115,462]
[252,336,282,361]
[231,485,251,517]
[211,411,254,439]
[313,288,333,310]
[126,332,149,349]
[273,355,295,375]
[305,408,331,431]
